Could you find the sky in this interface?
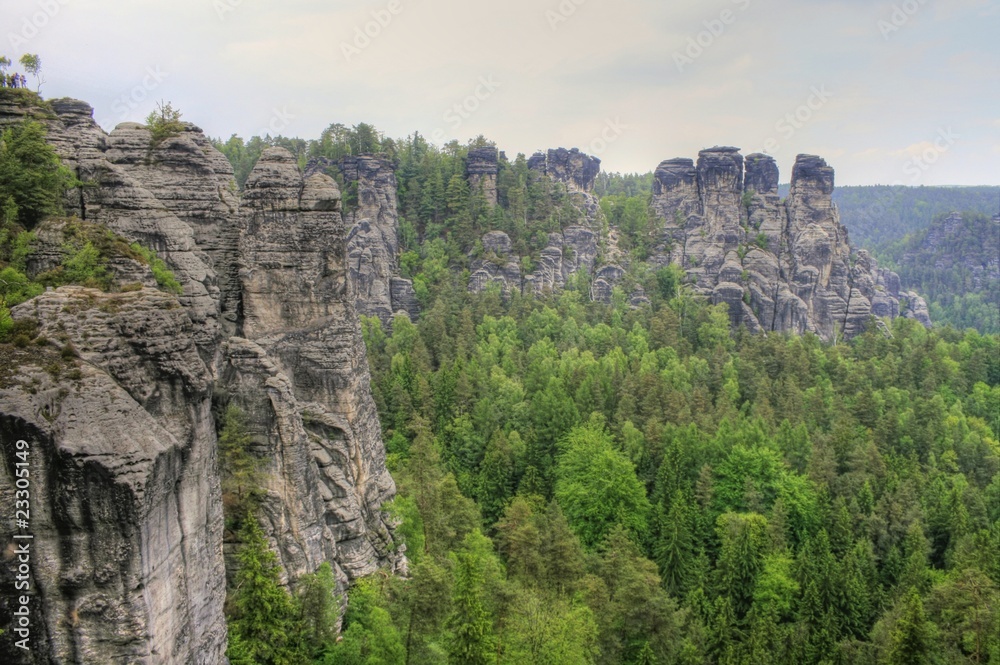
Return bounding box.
[2,0,998,186]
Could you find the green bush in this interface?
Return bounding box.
[130,242,183,294]
[0,120,73,228]
[145,101,185,147]
[0,266,43,306]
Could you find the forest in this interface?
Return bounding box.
[3,111,997,664]
[209,126,1000,665]
[875,211,999,334]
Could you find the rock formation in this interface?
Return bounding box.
[528,148,602,228]
[0,96,401,663]
[228,148,403,590]
[468,148,605,296]
[337,155,418,324]
[468,145,928,340]
[466,147,500,207]
[2,287,228,664]
[649,150,929,340]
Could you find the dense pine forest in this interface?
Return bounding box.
[4,108,997,664]
[875,211,999,334]
[827,186,999,250]
[209,127,1000,665]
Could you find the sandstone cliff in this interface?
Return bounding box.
[1,287,228,664]
[468,148,604,297]
[650,150,930,339]
[0,97,400,663]
[468,144,929,340]
[332,155,419,324]
[228,148,404,590]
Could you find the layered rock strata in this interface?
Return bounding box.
[528,147,603,227]
[229,149,403,590]
[337,155,418,323]
[0,95,401,663]
[650,150,930,339]
[1,287,228,664]
[466,147,500,207]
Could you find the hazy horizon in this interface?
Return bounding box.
[2,0,997,186]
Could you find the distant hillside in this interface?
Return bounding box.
[776,184,999,249]
[879,211,1000,333]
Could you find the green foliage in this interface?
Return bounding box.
[226,516,304,665]
[129,242,183,294]
[325,578,405,665]
[830,184,999,248]
[0,266,42,307]
[145,100,185,146]
[18,54,41,90]
[296,563,340,657]
[887,588,936,665]
[554,421,651,548]
[354,251,999,665]
[879,211,999,332]
[218,404,266,530]
[0,120,72,228]
[446,531,498,665]
[204,122,1000,663]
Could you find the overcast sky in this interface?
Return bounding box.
[3,0,998,185]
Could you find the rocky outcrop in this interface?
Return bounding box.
[466,147,500,207]
[525,226,599,295]
[1,98,230,359]
[468,224,604,298]
[230,148,404,592]
[103,122,242,336]
[1,287,227,665]
[0,96,402,662]
[337,155,417,323]
[528,148,602,228]
[390,278,420,320]
[650,150,929,340]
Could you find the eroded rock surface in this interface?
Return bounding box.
[1,287,227,665]
[231,149,404,591]
[338,155,418,323]
[650,150,929,340]
[0,97,402,664]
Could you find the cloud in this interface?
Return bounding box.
[0,0,995,184]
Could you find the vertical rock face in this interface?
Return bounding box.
[1,97,402,662]
[338,155,417,323]
[103,122,242,336]
[466,147,499,207]
[469,231,522,296]
[650,150,929,340]
[6,100,229,359]
[529,147,601,192]
[744,152,780,196]
[528,147,603,227]
[1,288,228,665]
[230,148,403,592]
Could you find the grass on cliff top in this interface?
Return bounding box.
[0,217,183,341]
